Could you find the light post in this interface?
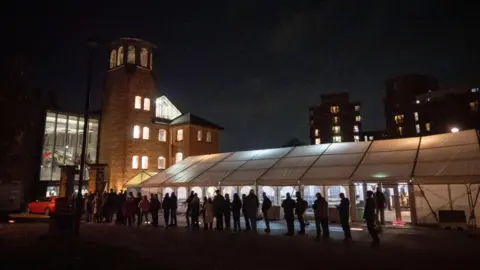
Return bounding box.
[74,39,97,235]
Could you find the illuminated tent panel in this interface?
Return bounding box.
[221,169,266,186]
[258,167,308,186]
[285,144,329,157]
[190,171,230,186]
[162,162,216,186]
[141,155,207,187]
[274,156,318,168]
[198,152,233,163]
[240,159,279,170]
[252,147,292,160]
[224,150,262,161]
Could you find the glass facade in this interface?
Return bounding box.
[40,111,99,181]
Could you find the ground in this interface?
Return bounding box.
[1,219,478,269]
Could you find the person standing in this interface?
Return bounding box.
[202,196,208,230]
[281,193,296,236]
[337,193,352,241]
[213,190,225,230]
[242,194,251,231]
[170,192,178,226]
[162,193,171,228]
[190,193,201,231]
[231,193,242,231]
[295,191,308,235]
[134,192,142,225]
[138,195,150,226]
[364,190,380,245]
[150,194,161,227]
[204,198,214,230]
[185,191,195,227]
[244,189,259,233]
[374,187,386,225]
[261,192,272,233]
[122,194,136,227]
[312,192,329,240]
[224,193,232,230]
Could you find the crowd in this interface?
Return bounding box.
[82,187,383,245]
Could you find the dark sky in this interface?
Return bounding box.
[9,0,479,151]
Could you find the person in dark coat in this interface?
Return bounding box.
[337,192,352,240]
[202,196,208,230]
[185,191,195,227]
[134,192,142,225]
[213,190,225,230]
[244,189,259,233]
[224,193,232,230]
[149,194,161,227]
[162,193,171,228]
[242,194,251,231]
[295,191,308,235]
[281,192,296,236]
[190,193,201,231]
[115,191,125,224]
[231,193,242,231]
[170,192,178,226]
[261,192,272,233]
[374,187,386,225]
[364,190,380,245]
[312,192,329,240]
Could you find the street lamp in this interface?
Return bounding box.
[74,39,97,235]
[451,127,459,133]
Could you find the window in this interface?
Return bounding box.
[414,112,419,121]
[364,136,368,141]
[355,115,361,122]
[416,100,420,104]
[133,125,140,139]
[143,98,150,111]
[315,138,321,145]
[117,46,124,66]
[175,152,183,163]
[206,131,212,142]
[330,106,339,114]
[132,156,139,169]
[332,136,342,143]
[333,116,339,124]
[142,127,149,140]
[314,129,319,136]
[470,101,479,112]
[176,129,184,141]
[394,114,404,124]
[353,125,359,133]
[354,135,360,142]
[158,129,166,142]
[425,122,431,131]
[398,126,403,136]
[140,48,148,67]
[355,105,360,112]
[472,88,479,93]
[415,124,420,134]
[332,126,340,133]
[197,130,202,141]
[109,49,116,68]
[141,156,148,169]
[369,136,374,141]
[157,156,166,169]
[134,96,142,109]
[127,46,135,64]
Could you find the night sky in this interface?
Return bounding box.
[9,1,479,151]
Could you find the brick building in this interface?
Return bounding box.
[309,92,362,144]
[100,38,223,191]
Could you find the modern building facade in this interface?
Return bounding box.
[362,130,389,142]
[309,92,362,145]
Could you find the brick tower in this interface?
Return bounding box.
[99,38,158,190]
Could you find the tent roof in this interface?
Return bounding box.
[140,129,480,187]
[124,171,158,187]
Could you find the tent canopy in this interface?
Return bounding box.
[140,130,480,187]
[124,171,158,187]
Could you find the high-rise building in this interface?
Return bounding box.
[309,92,362,144]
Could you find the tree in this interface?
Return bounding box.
[282,137,307,147]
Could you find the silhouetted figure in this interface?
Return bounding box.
[162,193,171,228]
[244,189,259,233]
[170,192,178,226]
[204,198,214,230]
[122,193,136,227]
[224,193,232,230]
[242,194,251,231]
[295,191,308,234]
[337,193,352,240]
[262,192,272,233]
[185,191,195,227]
[374,187,385,225]
[190,193,201,231]
[281,192,296,236]
[213,190,225,230]
[150,194,161,227]
[313,192,329,240]
[202,196,208,230]
[134,192,142,224]
[232,193,242,231]
[138,195,150,225]
[364,190,380,245]
[115,191,125,224]
[384,188,392,211]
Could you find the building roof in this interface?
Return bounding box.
[169,112,224,130]
[140,129,480,188]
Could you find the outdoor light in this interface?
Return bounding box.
[451,127,459,133]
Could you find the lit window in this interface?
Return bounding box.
[197,130,202,141]
[132,156,139,169]
[364,136,368,141]
[470,101,479,112]
[416,100,420,104]
[354,135,360,142]
[134,96,142,109]
[175,152,183,163]
[471,88,479,93]
[414,112,419,121]
[354,105,360,112]
[176,129,184,141]
[158,129,166,142]
[133,125,140,139]
[398,126,403,136]
[333,116,339,124]
[353,125,359,133]
[332,136,342,143]
[355,115,361,122]
[127,46,135,64]
[314,129,319,136]
[109,49,117,69]
[158,156,166,169]
[117,46,124,66]
[394,115,404,124]
[141,156,148,169]
[140,48,148,67]
[332,126,340,133]
[427,97,431,102]
[206,131,212,142]
[315,138,321,145]
[369,136,374,141]
[142,127,149,140]
[415,124,420,134]
[425,122,431,131]
[143,98,150,111]
[330,106,339,114]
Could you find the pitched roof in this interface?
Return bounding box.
[169,112,224,130]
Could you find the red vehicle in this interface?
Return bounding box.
[27,197,57,215]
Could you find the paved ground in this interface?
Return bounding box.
[1,220,479,270]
